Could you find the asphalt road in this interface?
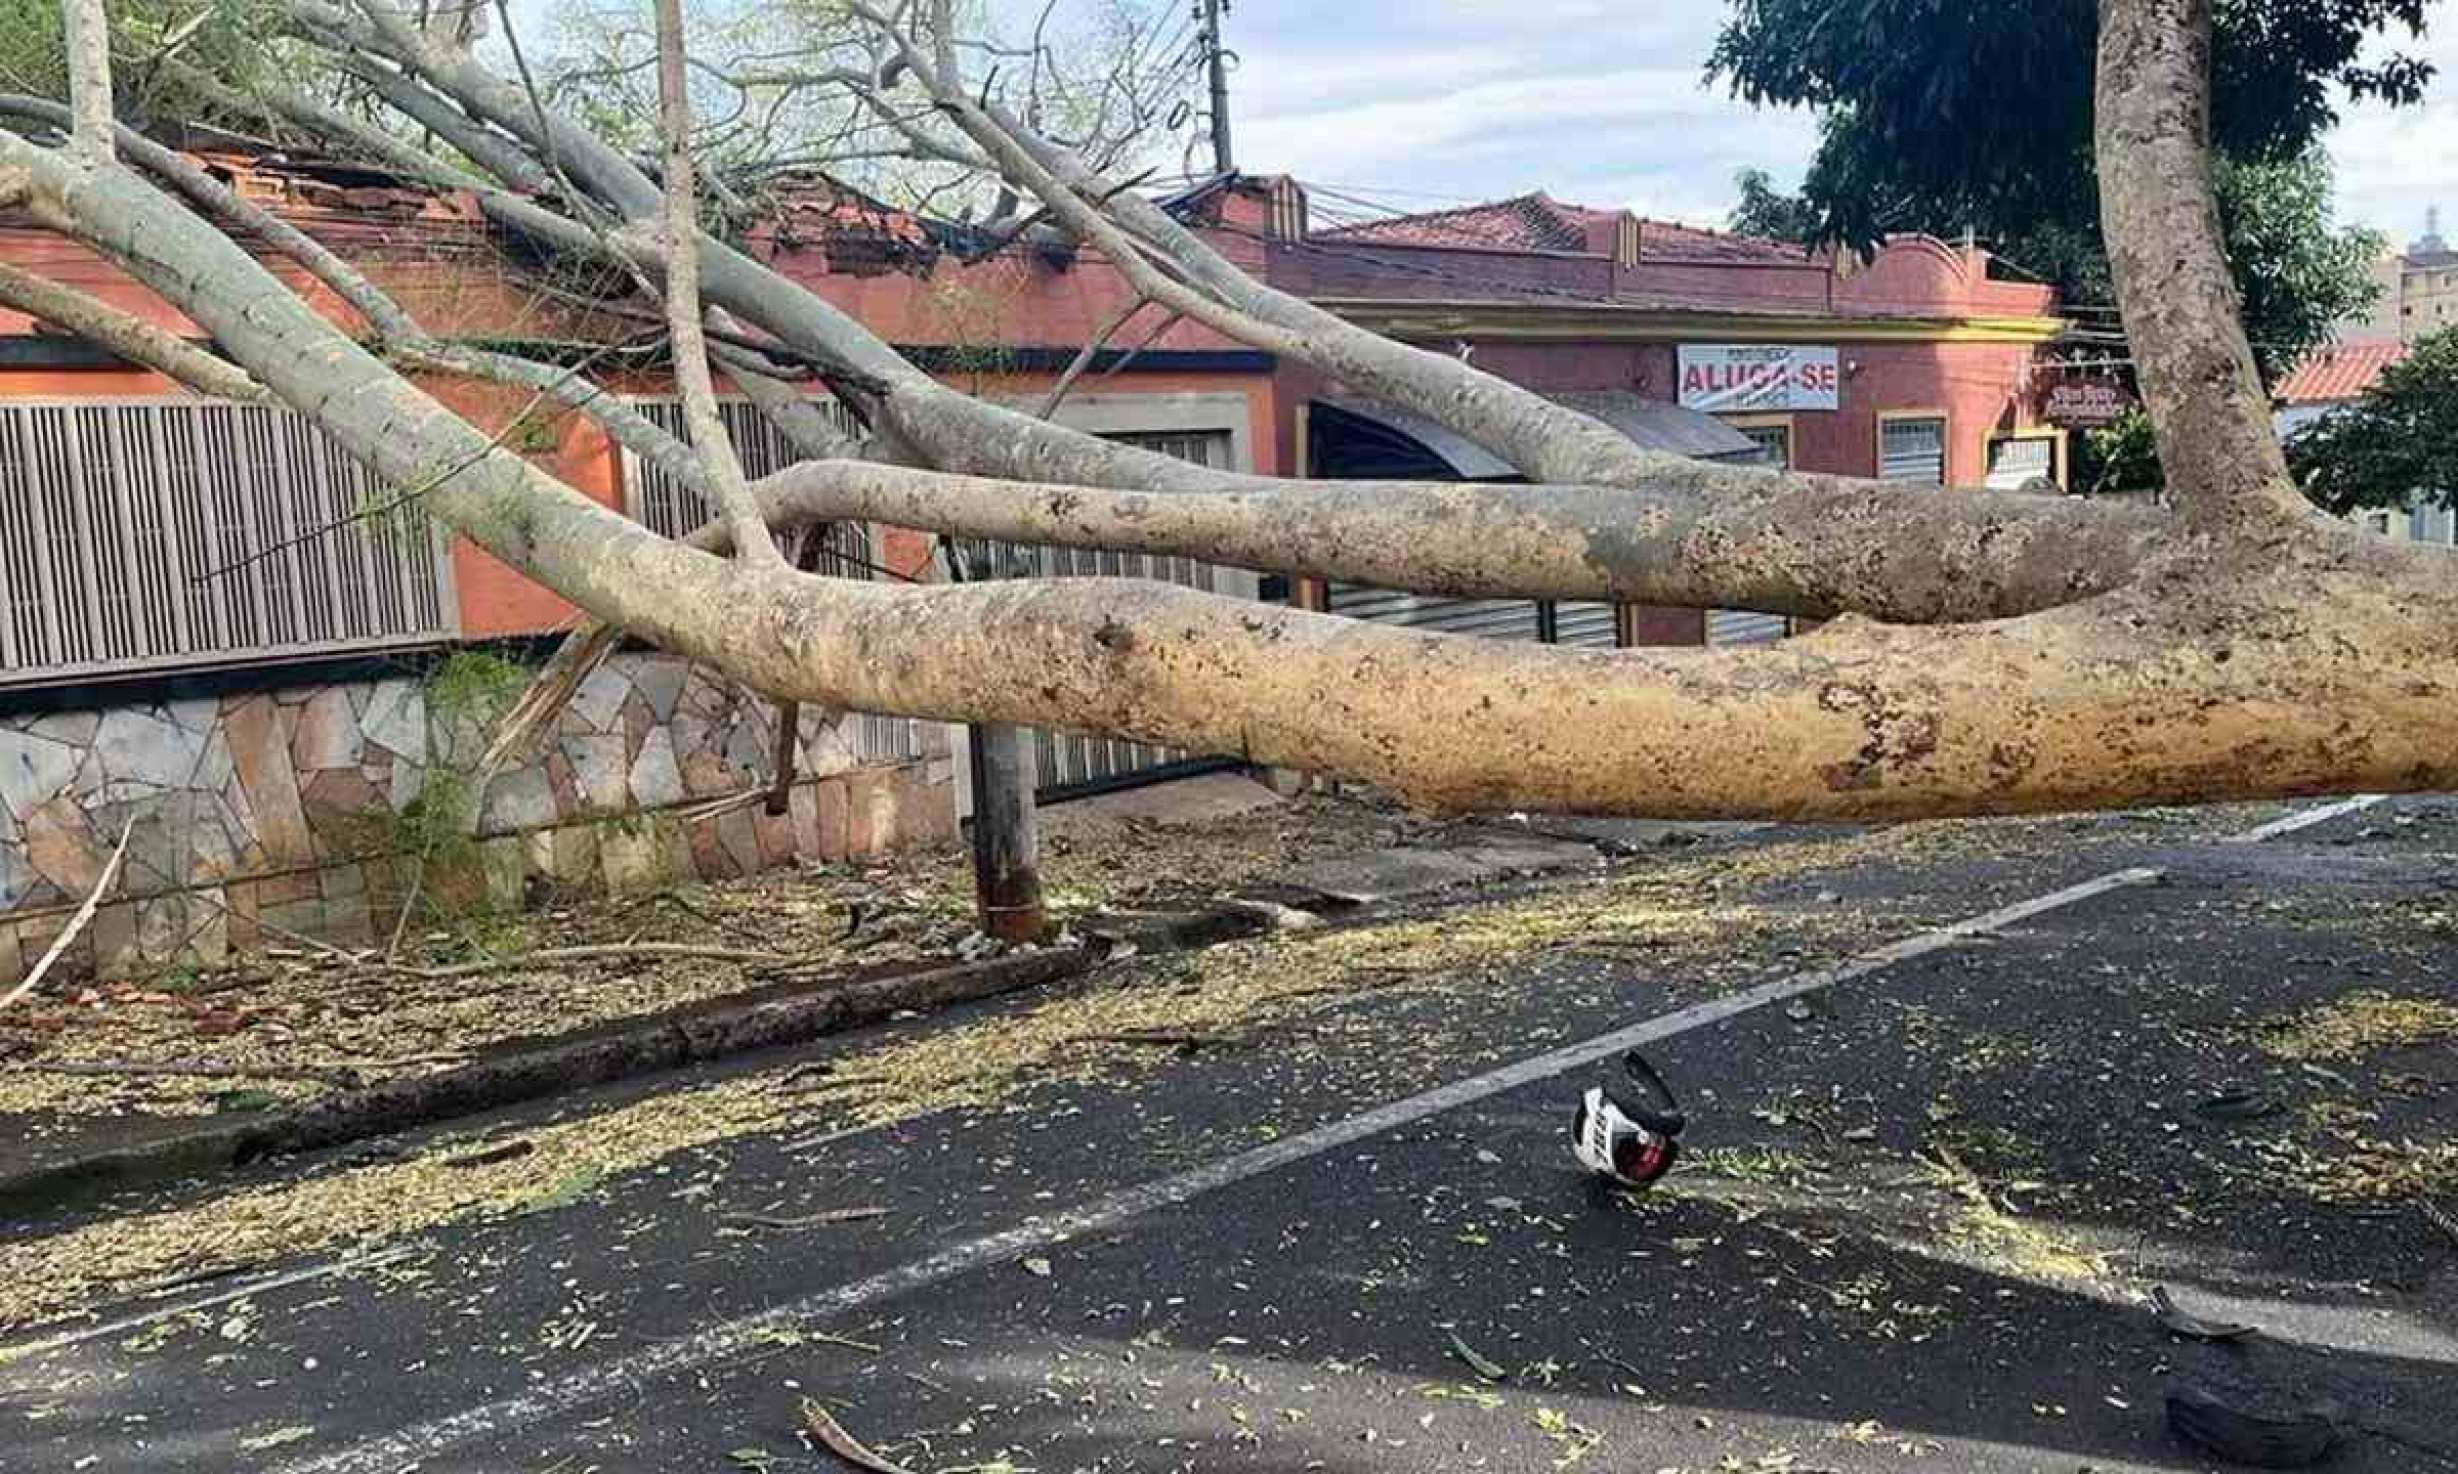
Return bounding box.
[4,795,2455,1474]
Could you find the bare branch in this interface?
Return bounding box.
[653,0,783,569]
[848,0,1664,490]
[0,824,131,1013]
[251,1,2171,626]
[0,259,274,402]
[739,459,2167,624]
[61,0,115,162]
[1035,295,1149,419]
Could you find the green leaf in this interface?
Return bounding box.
[1446,1328,1509,1382]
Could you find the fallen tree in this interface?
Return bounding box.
[4,0,2453,822]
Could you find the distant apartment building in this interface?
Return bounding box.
[2349,206,2458,343]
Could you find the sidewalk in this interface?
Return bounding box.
[0,777,1702,1211]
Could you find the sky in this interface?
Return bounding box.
[1216,0,2458,250]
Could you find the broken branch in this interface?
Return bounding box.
[0,823,134,1014]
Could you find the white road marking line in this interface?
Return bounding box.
[0,1244,427,1364]
[2225,794,2383,844]
[279,867,2171,1473]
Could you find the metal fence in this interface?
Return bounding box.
[950,428,1252,797]
[0,400,455,687]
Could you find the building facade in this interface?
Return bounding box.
[1,157,2067,979]
[2347,207,2457,344]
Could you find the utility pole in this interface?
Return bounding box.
[1199,0,1234,176]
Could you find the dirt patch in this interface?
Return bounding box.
[0,794,1462,1127]
[2253,990,2458,1062]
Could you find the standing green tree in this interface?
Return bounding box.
[2287,327,2458,514]
[1726,165,1823,244]
[1709,0,2413,381]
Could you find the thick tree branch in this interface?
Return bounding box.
[243,5,2164,629]
[0,96,421,342]
[0,259,273,402]
[15,117,2455,823]
[740,460,2169,624]
[330,55,554,194]
[61,0,115,162]
[849,0,1662,491]
[164,62,486,191]
[650,0,782,570]
[2096,0,2310,534]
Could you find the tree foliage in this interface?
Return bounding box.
[2287,327,2458,514]
[1726,165,1823,244]
[2217,150,2389,380]
[1709,0,2411,378]
[1711,0,2429,240]
[0,0,307,129]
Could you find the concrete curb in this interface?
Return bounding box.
[1,905,1277,1219]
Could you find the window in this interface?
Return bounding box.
[1729,420,1792,470]
[0,401,455,687]
[619,397,927,765]
[622,398,863,547]
[1880,416,1947,485]
[2361,509,2396,537]
[1985,435,2059,490]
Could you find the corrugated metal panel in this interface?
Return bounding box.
[1881,418,1946,485]
[1547,391,1765,462]
[1551,600,1619,648]
[1707,611,1789,645]
[1329,585,1543,642]
[0,400,456,688]
[957,428,1249,799]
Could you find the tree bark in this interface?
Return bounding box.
[649,0,781,570]
[10,0,2452,833]
[259,2,2158,620]
[60,0,115,162]
[2096,0,2309,534]
[966,722,1045,942]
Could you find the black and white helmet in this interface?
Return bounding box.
[1571,1052,1686,1189]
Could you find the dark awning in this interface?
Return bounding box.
[1310,389,1766,481]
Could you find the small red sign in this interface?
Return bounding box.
[2042,379,2134,427]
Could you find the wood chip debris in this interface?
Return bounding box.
[802,1399,922,1474]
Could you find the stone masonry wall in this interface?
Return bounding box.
[0,654,955,983]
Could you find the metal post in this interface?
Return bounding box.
[967,720,1046,943]
[1201,0,1234,176]
[944,541,1047,943]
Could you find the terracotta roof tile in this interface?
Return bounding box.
[2276,339,2408,405]
[1316,192,1586,252]
[1317,191,1806,264]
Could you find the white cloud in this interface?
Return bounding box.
[1227,5,1815,226]
[2328,19,2458,244]
[1232,2,2455,239]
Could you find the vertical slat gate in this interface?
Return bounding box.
[615,396,923,767]
[0,399,456,688]
[955,429,1243,799]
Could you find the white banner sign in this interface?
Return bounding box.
[1677,344,1840,412]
